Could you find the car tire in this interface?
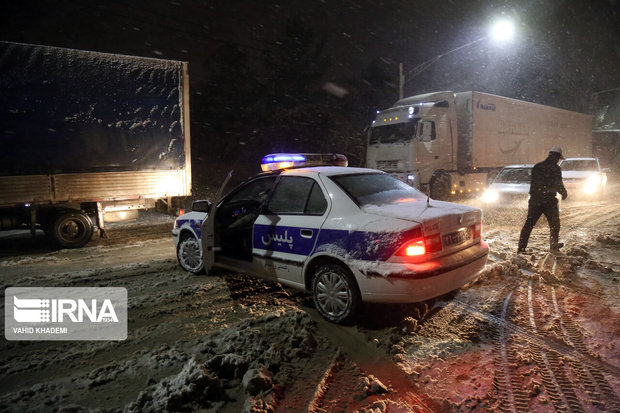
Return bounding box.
[51,211,94,248]
[177,233,205,274]
[311,263,361,324]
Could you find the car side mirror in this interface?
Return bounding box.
[191,200,212,213]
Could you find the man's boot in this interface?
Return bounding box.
[550,242,564,253]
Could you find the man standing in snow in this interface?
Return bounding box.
[518,147,568,254]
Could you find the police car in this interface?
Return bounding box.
[173,154,488,324]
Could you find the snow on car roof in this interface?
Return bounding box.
[283,166,382,176]
[562,157,597,161]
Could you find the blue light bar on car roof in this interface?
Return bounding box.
[260,153,348,172]
[263,154,306,163]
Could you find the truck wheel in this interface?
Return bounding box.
[51,211,94,248]
[311,263,361,324]
[177,234,205,274]
[430,172,451,200]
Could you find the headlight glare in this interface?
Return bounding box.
[583,175,601,194]
[482,189,499,203]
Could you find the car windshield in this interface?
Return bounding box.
[494,167,532,183]
[560,159,598,171]
[369,120,417,144]
[330,173,426,207]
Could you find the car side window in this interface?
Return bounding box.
[306,182,328,214]
[227,176,276,204]
[267,176,327,215]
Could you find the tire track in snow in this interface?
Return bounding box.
[493,289,531,413]
[527,279,585,412]
[550,286,620,411]
[483,247,620,412]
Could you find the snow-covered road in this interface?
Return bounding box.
[1,187,618,412]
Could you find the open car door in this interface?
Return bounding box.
[200,171,233,274]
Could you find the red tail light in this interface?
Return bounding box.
[403,240,426,256]
[473,222,482,239]
[397,234,443,257]
[424,233,443,253]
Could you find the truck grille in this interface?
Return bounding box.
[376,160,400,170]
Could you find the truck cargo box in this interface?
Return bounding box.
[455,92,592,170]
[0,41,192,247]
[0,41,190,176]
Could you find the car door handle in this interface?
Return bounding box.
[300,229,313,238]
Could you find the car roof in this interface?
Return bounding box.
[281,166,382,176]
[562,157,597,161]
[501,164,534,169]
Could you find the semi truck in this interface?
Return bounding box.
[0,41,191,248]
[366,91,593,199]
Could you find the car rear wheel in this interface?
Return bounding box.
[177,234,205,274]
[311,263,361,324]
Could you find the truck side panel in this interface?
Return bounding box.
[54,170,190,201]
[0,176,53,205]
[469,92,592,168]
[0,169,189,207]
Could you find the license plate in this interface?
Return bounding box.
[442,228,472,247]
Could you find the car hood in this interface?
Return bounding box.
[489,182,530,195]
[361,199,480,234]
[562,171,600,179]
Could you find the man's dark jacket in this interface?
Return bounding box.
[529,156,567,201]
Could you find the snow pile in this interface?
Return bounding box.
[356,375,389,399]
[471,259,523,284]
[125,308,319,412]
[128,358,225,412]
[596,233,620,246]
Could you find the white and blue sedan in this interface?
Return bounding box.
[173,154,488,323]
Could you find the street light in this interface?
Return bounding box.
[490,18,516,43]
[399,18,516,98]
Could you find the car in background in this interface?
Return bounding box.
[481,165,533,209]
[172,153,488,324]
[560,157,608,197]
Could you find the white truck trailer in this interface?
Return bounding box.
[367,91,592,199]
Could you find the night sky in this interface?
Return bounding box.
[2,0,619,183]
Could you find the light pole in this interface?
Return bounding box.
[399,18,516,99]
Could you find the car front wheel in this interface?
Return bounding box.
[177,234,205,274]
[311,263,361,324]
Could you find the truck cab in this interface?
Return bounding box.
[366,91,457,196]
